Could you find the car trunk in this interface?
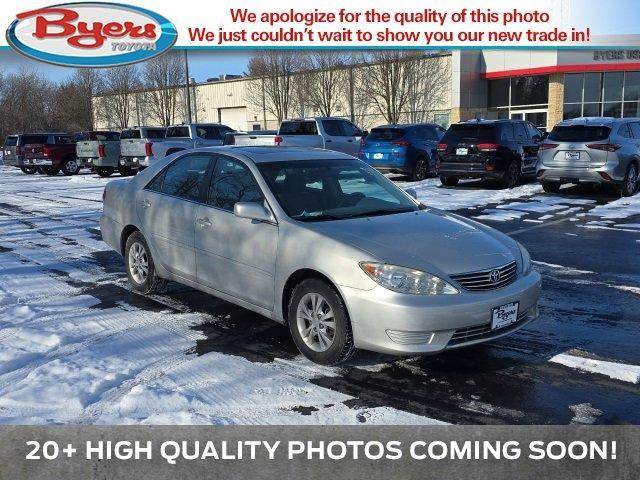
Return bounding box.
[120,138,148,157]
[23,143,45,159]
[439,124,498,173]
[543,125,611,168]
[361,128,407,164]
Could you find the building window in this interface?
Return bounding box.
[486,75,549,128]
[511,76,549,106]
[563,71,640,120]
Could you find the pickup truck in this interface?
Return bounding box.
[150,123,234,162]
[276,117,367,157]
[119,126,166,172]
[4,133,59,174]
[223,130,278,146]
[22,133,78,176]
[76,131,122,177]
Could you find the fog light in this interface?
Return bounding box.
[386,330,435,345]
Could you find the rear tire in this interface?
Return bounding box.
[61,158,80,176]
[96,167,114,178]
[288,278,357,366]
[411,155,429,181]
[124,231,166,294]
[501,160,521,189]
[20,166,37,175]
[542,181,561,193]
[42,166,60,176]
[621,163,638,197]
[440,175,459,187]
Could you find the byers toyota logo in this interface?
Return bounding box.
[6,2,177,67]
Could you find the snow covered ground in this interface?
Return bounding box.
[0,166,639,425]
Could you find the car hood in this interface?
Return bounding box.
[306,209,519,277]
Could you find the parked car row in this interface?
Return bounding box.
[2,122,235,177]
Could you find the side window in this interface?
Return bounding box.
[425,127,439,140]
[618,124,632,138]
[412,126,427,140]
[527,122,542,139]
[166,126,189,138]
[157,154,212,201]
[322,120,343,137]
[629,122,640,139]
[207,157,262,211]
[501,124,515,141]
[196,126,221,140]
[514,123,528,141]
[341,121,361,137]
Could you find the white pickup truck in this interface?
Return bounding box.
[119,126,166,171]
[276,117,367,157]
[150,123,234,161]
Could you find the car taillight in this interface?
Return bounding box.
[145,142,153,156]
[477,143,499,152]
[436,143,447,152]
[98,145,106,157]
[42,147,51,157]
[274,136,283,146]
[15,146,22,155]
[227,135,235,145]
[586,143,621,152]
[538,143,559,150]
[391,139,411,147]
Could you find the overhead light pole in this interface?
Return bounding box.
[184,49,192,123]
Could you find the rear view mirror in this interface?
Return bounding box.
[406,188,418,200]
[234,202,274,223]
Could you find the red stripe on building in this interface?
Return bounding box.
[484,63,640,79]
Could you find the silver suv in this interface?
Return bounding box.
[536,117,640,196]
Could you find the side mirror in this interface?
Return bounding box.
[406,188,418,200]
[234,202,274,223]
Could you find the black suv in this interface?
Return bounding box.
[436,119,544,188]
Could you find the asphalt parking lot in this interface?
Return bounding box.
[0,167,638,425]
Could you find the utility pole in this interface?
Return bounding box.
[184,49,192,123]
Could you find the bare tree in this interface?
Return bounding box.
[405,54,451,123]
[50,69,103,132]
[142,52,185,126]
[96,65,140,129]
[302,51,349,117]
[246,51,302,123]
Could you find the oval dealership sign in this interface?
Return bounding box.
[6,2,178,67]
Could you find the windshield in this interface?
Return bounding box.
[258,160,419,221]
[548,126,611,142]
[442,124,497,143]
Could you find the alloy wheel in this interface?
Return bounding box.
[296,292,336,352]
[627,165,638,195]
[128,242,149,284]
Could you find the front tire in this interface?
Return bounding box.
[61,158,80,176]
[440,175,459,187]
[542,181,561,193]
[288,279,357,366]
[20,166,37,174]
[621,163,638,197]
[96,167,114,178]
[124,231,166,294]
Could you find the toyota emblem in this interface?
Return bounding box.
[489,270,501,283]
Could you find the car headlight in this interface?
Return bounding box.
[517,242,532,275]
[359,262,459,295]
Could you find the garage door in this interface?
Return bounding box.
[219,107,247,131]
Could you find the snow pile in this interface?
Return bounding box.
[586,194,640,220]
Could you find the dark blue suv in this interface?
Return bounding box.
[358,123,446,181]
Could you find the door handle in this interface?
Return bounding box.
[325,139,332,143]
[140,199,151,209]
[347,139,354,143]
[197,217,212,228]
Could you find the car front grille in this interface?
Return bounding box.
[448,310,529,346]
[450,261,517,291]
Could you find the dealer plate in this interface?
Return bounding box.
[372,153,384,160]
[491,301,519,330]
[456,147,469,156]
[565,151,580,160]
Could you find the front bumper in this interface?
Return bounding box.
[537,163,625,184]
[340,270,541,355]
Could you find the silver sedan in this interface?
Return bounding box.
[100,146,541,365]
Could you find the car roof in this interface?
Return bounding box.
[373,123,439,128]
[555,117,624,127]
[456,119,516,125]
[197,146,358,163]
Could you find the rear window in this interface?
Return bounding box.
[92,132,120,141]
[279,121,318,135]
[442,124,497,143]
[167,126,190,138]
[145,128,166,139]
[120,129,141,140]
[367,128,406,141]
[548,126,611,142]
[4,136,17,147]
[54,135,75,144]
[20,134,48,145]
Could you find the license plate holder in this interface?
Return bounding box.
[456,147,469,156]
[565,151,580,160]
[491,301,519,330]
